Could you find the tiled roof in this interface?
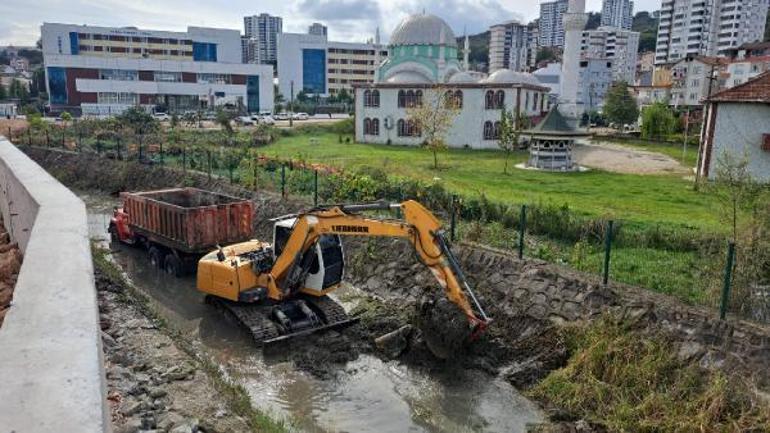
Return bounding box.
[709,71,770,103]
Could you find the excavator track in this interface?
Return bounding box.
[205,295,357,346]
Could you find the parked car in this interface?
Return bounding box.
[274,112,290,121]
[259,115,275,125]
[236,116,255,126]
[152,112,170,121]
[292,112,309,120]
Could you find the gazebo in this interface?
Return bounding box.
[524,105,590,171]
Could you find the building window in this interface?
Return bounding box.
[533,92,539,111]
[444,90,463,109]
[364,89,380,107]
[302,49,326,94]
[192,42,217,62]
[99,69,138,81]
[397,119,420,137]
[47,67,67,104]
[363,117,380,135]
[398,90,406,107]
[483,121,501,140]
[154,71,183,82]
[97,92,139,105]
[372,90,380,107]
[485,90,505,109]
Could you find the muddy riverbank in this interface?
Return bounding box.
[0,215,21,328]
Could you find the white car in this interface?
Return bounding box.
[152,112,170,121]
[259,115,275,125]
[237,116,255,126]
[292,112,309,120]
[274,112,290,121]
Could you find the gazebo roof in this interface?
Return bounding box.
[524,105,591,138]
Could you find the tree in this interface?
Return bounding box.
[406,87,459,170]
[640,102,676,140]
[603,82,639,128]
[497,106,524,174]
[215,108,235,136]
[711,151,761,243]
[115,107,157,135]
[60,111,72,124]
[0,84,6,101]
[536,47,559,64]
[337,88,352,104]
[296,90,309,103]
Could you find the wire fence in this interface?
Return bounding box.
[6,123,765,324]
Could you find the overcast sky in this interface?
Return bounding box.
[0,0,661,47]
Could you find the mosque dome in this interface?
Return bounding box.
[447,71,480,84]
[483,69,542,86]
[384,70,433,84]
[389,14,457,48]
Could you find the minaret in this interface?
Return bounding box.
[374,27,381,82]
[438,26,446,79]
[463,29,470,70]
[559,0,588,123]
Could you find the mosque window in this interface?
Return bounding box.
[397,119,420,137]
[364,90,371,106]
[485,91,495,109]
[483,121,501,140]
[495,91,505,109]
[398,90,406,108]
[415,90,423,107]
[372,90,380,107]
[444,90,463,109]
[533,93,539,111]
[397,119,406,136]
[364,118,380,135]
[454,90,463,109]
[372,118,380,135]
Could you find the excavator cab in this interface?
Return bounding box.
[273,217,345,295]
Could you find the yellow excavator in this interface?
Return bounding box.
[196,200,490,347]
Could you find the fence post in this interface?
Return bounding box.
[314,169,319,206]
[117,136,122,160]
[603,220,614,286]
[182,148,187,174]
[281,164,286,198]
[450,195,457,242]
[207,150,212,180]
[719,241,736,320]
[253,157,258,191]
[27,128,31,146]
[518,205,527,259]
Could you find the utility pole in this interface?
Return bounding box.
[289,80,294,128]
[694,63,719,190]
[682,105,690,165]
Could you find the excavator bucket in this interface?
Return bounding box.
[206,294,358,346]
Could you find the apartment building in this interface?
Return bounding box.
[41,23,273,115]
[669,56,726,106]
[601,0,634,30]
[308,23,328,37]
[724,42,770,88]
[581,27,640,84]
[489,21,530,72]
[241,37,260,64]
[244,13,282,64]
[654,0,769,65]
[539,0,569,48]
[527,22,540,70]
[277,32,386,98]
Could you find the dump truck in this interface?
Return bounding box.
[109,188,254,276]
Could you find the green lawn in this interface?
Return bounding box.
[261,133,720,230]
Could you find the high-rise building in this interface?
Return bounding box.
[581,26,640,83]
[539,0,570,48]
[489,21,530,72]
[277,32,386,98]
[527,21,540,69]
[308,23,328,37]
[243,13,282,64]
[654,0,769,65]
[41,23,273,115]
[241,36,260,64]
[600,0,634,30]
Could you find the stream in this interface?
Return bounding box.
[83,190,544,433]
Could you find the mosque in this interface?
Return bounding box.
[353,14,551,149]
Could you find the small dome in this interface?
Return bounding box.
[390,14,457,48]
[447,71,480,84]
[385,70,432,84]
[483,69,542,86]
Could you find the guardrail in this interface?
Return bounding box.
[0,136,109,432]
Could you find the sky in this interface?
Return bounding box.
[0,0,661,47]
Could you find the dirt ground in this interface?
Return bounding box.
[0,216,21,328]
[0,118,29,138]
[573,140,687,175]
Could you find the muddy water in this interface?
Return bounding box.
[83,191,544,433]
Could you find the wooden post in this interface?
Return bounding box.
[518,205,526,259]
[603,220,614,286]
[450,195,457,242]
[719,241,736,320]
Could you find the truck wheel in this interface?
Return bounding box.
[148,247,163,269]
[164,254,183,278]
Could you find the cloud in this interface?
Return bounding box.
[296,0,381,21]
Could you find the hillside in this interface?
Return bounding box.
[632,11,659,53]
[456,31,490,71]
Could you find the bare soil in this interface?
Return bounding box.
[0,216,21,328]
[573,141,687,175]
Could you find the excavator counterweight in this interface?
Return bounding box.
[197,200,490,350]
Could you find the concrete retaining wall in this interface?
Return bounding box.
[0,138,109,432]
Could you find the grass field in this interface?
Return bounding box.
[261,133,720,231]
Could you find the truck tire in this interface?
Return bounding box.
[148,246,163,269]
[164,254,183,278]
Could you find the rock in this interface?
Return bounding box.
[157,412,185,431]
[116,417,143,433]
[169,419,199,433]
[102,331,117,347]
[677,341,705,361]
[149,387,167,399]
[121,400,142,417]
[374,325,413,358]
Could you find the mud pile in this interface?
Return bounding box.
[0,216,21,328]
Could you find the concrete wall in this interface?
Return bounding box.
[708,102,770,182]
[0,138,108,432]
